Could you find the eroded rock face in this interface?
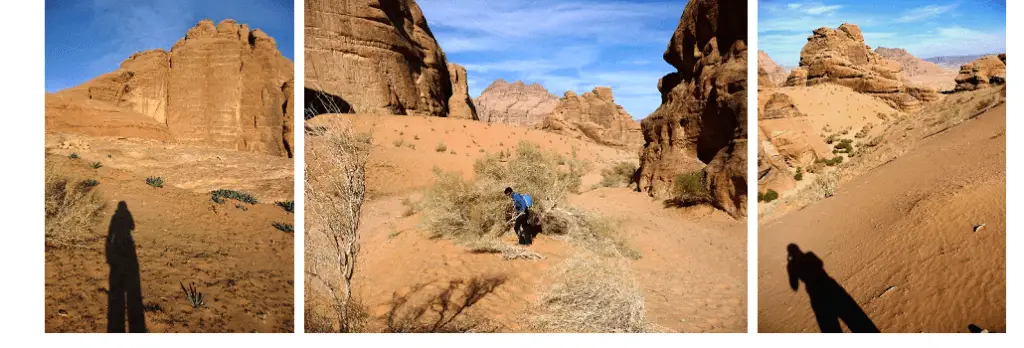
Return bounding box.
[875,47,949,78]
[955,54,1007,91]
[541,87,643,148]
[638,0,748,217]
[46,19,295,157]
[475,79,559,126]
[757,92,830,169]
[761,93,801,119]
[792,24,938,111]
[305,0,454,116]
[446,63,478,120]
[758,50,788,88]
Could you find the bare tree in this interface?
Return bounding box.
[305,121,371,332]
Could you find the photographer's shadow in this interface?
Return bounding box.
[787,243,879,333]
[106,201,147,333]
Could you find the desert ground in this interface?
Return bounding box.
[757,24,1005,332]
[304,115,747,333]
[44,134,295,332]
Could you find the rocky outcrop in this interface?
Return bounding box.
[761,93,801,119]
[784,67,808,86]
[305,0,460,117]
[789,24,939,112]
[46,19,295,157]
[955,54,1007,92]
[446,63,478,119]
[757,127,794,194]
[875,47,950,78]
[541,87,643,148]
[758,50,788,88]
[638,0,748,217]
[475,79,559,126]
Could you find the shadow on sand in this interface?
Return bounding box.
[384,276,506,333]
[106,201,147,333]
[787,243,879,333]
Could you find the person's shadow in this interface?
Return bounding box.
[106,201,147,333]
[787,243,880,333]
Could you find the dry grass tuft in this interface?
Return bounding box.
[45,160,105,247]
[529,253,649,332]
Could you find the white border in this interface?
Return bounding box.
[0,0,1018,344]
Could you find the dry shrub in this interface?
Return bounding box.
[798,170,839,203]
[539,207,640,260]
[305,123,371,332]
[530,253,648,333]
[673,170,712,205]
[600,162,637,188]
[466,240,544,260]
[422,141,589,243]
[45,161,104,247]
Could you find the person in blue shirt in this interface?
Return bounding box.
[505,187,533,245]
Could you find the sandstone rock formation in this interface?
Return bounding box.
[758,50,789,88]
[875,47,951,78]
[540,87,643,148]
[46,19,295,157]
[446,63,478,119]
[305,0,473,119]
[474,79,559,126]
[757,127,795,194]
[760,93,801,119]
[638,0,748,217]
[787,24,939,112]
[757,93,830,168]
[955,54,1007,92]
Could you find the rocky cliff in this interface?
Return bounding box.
[758,50,788,88]
[46,19,295,157]
[305,0,474,118]
[638,0,748,217]
[955,54,1007,92]
[475,79,559,126]
[541,87,643,148]
[786,24,939,112]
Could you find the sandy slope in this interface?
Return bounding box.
[758,103,1005,333]
[44,134,294,333]
[305,114,747,332]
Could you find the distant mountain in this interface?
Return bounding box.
[924,54,999,70]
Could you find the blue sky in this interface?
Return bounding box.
[419,0,689,120]
[45,0,293,93]
[760,0,1006,67]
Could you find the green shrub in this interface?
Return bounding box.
[758,189,779,202]
[81,179,100,189]
[673,171,710,205]
[600,162,637,187]
[90,162,102,169]
[211,189,258,205]
[794,167,803,181]
[833,139,854,154]
[146,177,164,188]
[275,200,294,213]
[180,282,205,308]
[272,222,294,233]
[69,153,79,159]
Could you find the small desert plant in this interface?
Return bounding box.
[180,282,205,308]
[407,143,416,150]
[393,138,405,147]
[90,162,102,169]
[69,153,79,159]
[45,163,104,247]
[600,162,637,188]
[794,167,803,181]
[273,222,294,233]
[673,170,711,205]
[854,123,874,138]
[146,177,164,188]
[400,197,417,217]
[758,189,779,203]
[824,134,837,144]
[413,135,420,140]
[529,253,649,333]
[865,135,884,148]
[435,142,447,152]
[275,200,294,213]
[211,189,258,205]
[833,139,854,154]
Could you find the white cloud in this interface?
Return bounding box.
[897,4,958,23]
[805,5,842,15]
[788,3,803,9]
